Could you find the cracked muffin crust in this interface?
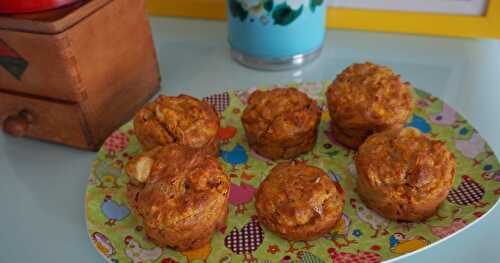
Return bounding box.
[326,62,414,149]
[133,94,220,157]
[241,88,321,160]
[125,144,230,251]
[355,127,456,221]
[255,162,345,241]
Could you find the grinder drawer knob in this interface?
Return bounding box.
[3,110,33,137]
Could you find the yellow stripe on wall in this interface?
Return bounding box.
[146,0,500,39]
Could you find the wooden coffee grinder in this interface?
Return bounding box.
[0,0,160,150]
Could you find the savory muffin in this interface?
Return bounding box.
[326,62,414,149]
[133,94,220,157]
[355,127,456,221]
[241,88,321,160]
[125,144,230,251]
[255,162,345,241]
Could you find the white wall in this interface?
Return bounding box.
[329,0,489,16]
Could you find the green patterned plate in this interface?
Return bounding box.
[85,81,500,263]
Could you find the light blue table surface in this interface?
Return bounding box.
[1,17,499,263]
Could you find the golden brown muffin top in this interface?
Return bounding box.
[126,144,230,228]
[134,94,219,149]
[257,162,344,228]
[356,127,455,201]
[326,62,414,129]
[242,88,320,143]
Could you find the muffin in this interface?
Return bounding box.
[355,127,456,221]
[241,88,321,160]
[126,144,230,251]
[133,94,220,157]
[255,162,345,241]
[326,62,414,149]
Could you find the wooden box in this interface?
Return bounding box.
[0,0,160,150]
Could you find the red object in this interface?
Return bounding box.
[370,245,382,251]
[0,0,81,14]
[217,126,238,141]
